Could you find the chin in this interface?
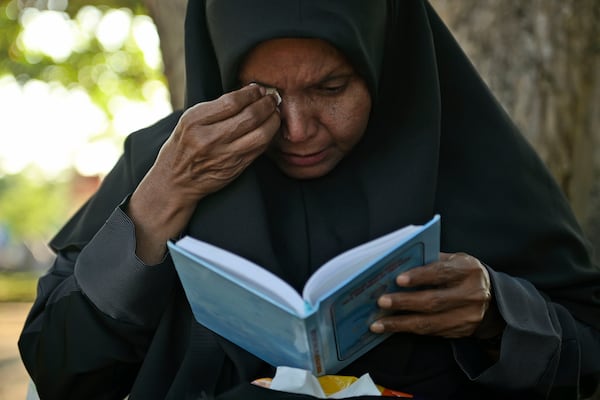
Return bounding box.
[276,162,335,180]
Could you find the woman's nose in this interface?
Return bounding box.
[278,96,316,142]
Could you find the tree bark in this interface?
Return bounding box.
[141,0,187,110]
[432,0,600,261]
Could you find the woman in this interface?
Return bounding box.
[19,1,600,399]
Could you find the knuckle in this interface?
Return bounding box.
[425,293,445,313]
[175,115,192,138]
[181,103,210,126]
[231,106,266,136]
[434,262,456,284]
[176,117,212,146]
[180,106,195,121]
[414,318,434,335]
[438,262,454,278]
[230,116,253,136]
[451,252,473,267]
[219,94,243,115]
[459,253,482,271]
[466,287,491,307]
[481,288,492,303]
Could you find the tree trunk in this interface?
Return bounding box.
[145,0,600,261]
[141,0,187,110]
[431,0,600,262]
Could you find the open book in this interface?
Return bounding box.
[168,214,440,375]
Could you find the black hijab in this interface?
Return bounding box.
[51,0,599,362]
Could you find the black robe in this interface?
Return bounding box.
[19,1,600,399]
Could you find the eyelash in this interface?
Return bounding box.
[318,83,347,95]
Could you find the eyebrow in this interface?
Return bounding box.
[246,72,354,92]
[315,73,353,85]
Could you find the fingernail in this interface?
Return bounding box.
[265,87,282,105]
[249,82,266,95]
[396,274,409,286]
[378,296,392,308]
[370,322,384,333]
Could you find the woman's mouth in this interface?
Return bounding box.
[279,148,329,167]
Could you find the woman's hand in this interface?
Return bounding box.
[152,84,280,203]
[128,84,281,264]
[370,252,504,339]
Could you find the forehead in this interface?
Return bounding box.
[238,38,354,86]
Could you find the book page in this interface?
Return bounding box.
[302,224,421,305]
[170,244,315,371]
[176,237,306,315]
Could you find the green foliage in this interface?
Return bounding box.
[0,0,168,251]
[0,271,39,301]
[0,169,71,240]
[0,0,165,116]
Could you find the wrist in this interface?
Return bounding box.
[473,295,506,340]
[128,182,196,265]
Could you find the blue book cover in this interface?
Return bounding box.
[168,214,440,375]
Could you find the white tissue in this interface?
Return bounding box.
[265,87,282,105]
[269,367,380,398]
[270,367,326,397]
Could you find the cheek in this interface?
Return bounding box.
[327,95,371,149]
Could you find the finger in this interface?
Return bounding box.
[185,84,267,125]
[394,262,455,288]
[396,253,478,288]
[187,112,281,186]
[228,111,281,154]
[378,284,489,314]
[370,308,482,338]
[215,94,279,143]
[180,94,278,153]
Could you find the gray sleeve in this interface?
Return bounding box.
[73,202,176,326]
[451,267,600,397]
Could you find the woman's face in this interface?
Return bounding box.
[239,38,372,179]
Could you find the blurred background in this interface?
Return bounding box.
[0,0,599,398]
[0,0,174,397]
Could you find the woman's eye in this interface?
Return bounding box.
[318,83,347,94]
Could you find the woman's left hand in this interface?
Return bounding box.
[370,252,503,339]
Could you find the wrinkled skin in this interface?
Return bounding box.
[371,252,503,340]
[128,84,281,264]
[238,38,372,180]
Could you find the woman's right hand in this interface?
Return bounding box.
[128,84,281,264]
